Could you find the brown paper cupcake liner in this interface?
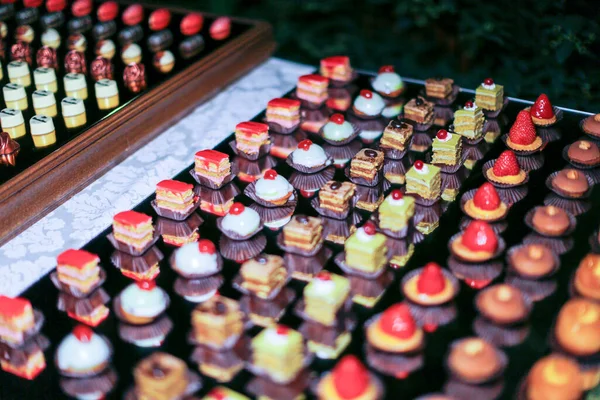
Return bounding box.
[441,170,466,196]
[270,131,309,159]
[495,186,529,206]
[56,335,113,378]
[190,342,246,381]
[300,118,330,137]
[433,105,454,127]
[229,140,272,161]
[501,134,547,155]
[234,155,277,183]
[482,160,529,189]
[409,132,433,152]
[275,230,325,257]
[445,338,508,385]
[515,153,545,172]
[543,193,592,216]
[348,271,394,301]
[344,165,384,187]
[524,207,577,238]
[285,152,334,174]
[356,122,388,145]
[150,197,201,222]
[401,188,440,207]
[110,246,163,278]
[505,243,560,280]
[523,105,564,127]
[504,274,557,302]
[288,167,335,193]
[365,342,424,379]
[589,231,600,254]
[406,115,434,132]
[232,268,290,301]
[1,310,45,349]
[169,251,223,279]
[522,233,574,255]
[189,162,238,190]
[323,140,363,170]
[538,126,562,143]
[216,215,264,240]
[473,316,530,347]
[475,287,534,326]
[355,183,384,211]
[443,377,505,400]
[239,288,296,329]
[173,275,223,303]
[156,213,204,242]
[334,251,388,279]
[419,84,460,106]
[284,248,332,281]
[60,367,117,399]
[462,142,486,167]
[448,232,506,263]
[405,301,458,331]
[113,295,170,326]
[459,189,509,223]
[482,96,509,119]
[411,230,426,245]
[401,267,460,306]
[50,267,107,298]
[106,231,160,257]
[428,152,466,174]
[545,171,593,199]
[582,167,600,185]
[323,214,361,245]
[57,288,110,317]
[244,181,298,209]
[579,117,600,141]
[118,315,173,347]
[379,137,413,161]
[263,119,301,135]
[124,370,202,400]
[383,158,409,185]
[198,181,241,215]
[317,120,361,145]
[310,195,358,220]
[372,211,412,239]
[562,144,600,169]
[247,369,311,400]
[447,256,503,283]
[0,334,50,368]
[219,233,267,262]
[248,202,294,230]
[413,201,442,225]
[298,320,354,358]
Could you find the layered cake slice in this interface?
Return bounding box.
[319,181,356,214]
[425,77,454,99]
[320,56,352,82]
[251,325,305,383]
[432,129,462,166]
[303,271,350,326]
[350,149,384,181]
[378,189,415,232]
[406,160,441,200]
[266,98,301,129]
[240,255,287,299]
[475,78,504,111]
[344,221,388,274]
[112,210,154,251]
[155,180,196,215]
[191,296,244,348]
[0,296,35,345]
[404,96,434,124]
[453,100,484,140]
[194,149,231,186]
[56,249,101,293]
[235,121,270,156]
[282,215,323,252]
[380,119,413,152]
[296,74,329,105]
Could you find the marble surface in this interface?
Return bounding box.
[0,58,313,296]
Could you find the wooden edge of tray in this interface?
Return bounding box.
[0,19,275,246]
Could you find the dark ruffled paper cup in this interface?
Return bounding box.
[156,213,203,247]
[355,183,384,212]
[174,275,223,303]
[106,231,160,257]
[264,119,301,135]
[284,247,333,282]
[522,232,574,255]
[60,367,118,399]
[483,119,502,144]
[288,167,335,198]
[234,155,277,184]
[434,105,454,127]
[545,171,593,199]
[473,316,530,347]
[405,301,457,332]
[318,120,360,146]
[290,90,326,110]
[462,142,487,170]
[229,140,272,161]
[248,202,294,230]
[198,181,240,217]
[504,274,557,302]
[239,288,296,328]
[538,126,562,143]
[383,158,409,185]
[322,213,362,245]
[406,115,434,132]
[276,230,325,257]
[482,160,530,189]
[270,131,308,160]
[190,341,246,382]
[189,162,237,190]
[244,181,298,209]
[348,115,386,144]
[414,202,442,236]
[300,107,331,134]
[57,288,110,321]
[0,334,49,376]
[365,337,424,378]
[50,267,107,298]
[323,140,362,169]
[247,370,311,400]
[524,207,576,238]
[447,256,503,289]
[219,233,267,262]
[118,315,173,348]
[334,251,387,280]
[110,247,163,281]
[387,236,415,269]
[419,84,460,106]
[344,165,383,187]
[379,137,413,161]
[482,96,509,119]
[441,170,466,202]
[409,132,433,152]
[150,197,201,222]
[286,152,333,174]
[444,377,505,400]
[347,271,394,308]
[310,195,358,221]
[543,193,592,216]
[496,186,528,206]
[562,144,600,170]
[516,153,545,172]
[589,231,600,254]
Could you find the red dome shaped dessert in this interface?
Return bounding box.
[463,182,508,221]
[486,150,527,185]
[403,262,457,306]
[451,220,499,262]
[366,303,424,353]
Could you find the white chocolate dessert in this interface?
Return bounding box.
[41,28,61,49]
[95,79,119,110]
[3,83,28,110]
[96,39,116,60]
[0,108,26,139]
[121,43,142,64]
[34,67,58,92]
[61,97,87,129]
[64,73,88,100]
[30,115,56,148]
[154,50,175,73]
[7,61,31,87]
[32,90,57,117]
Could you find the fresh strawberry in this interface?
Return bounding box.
[379,303,416,339]
[417,262,446,295]
[461,220,498,253]
[473,182,501,210]
[492,150,520,177]
[530,93,555,119]
[509,110,537,145]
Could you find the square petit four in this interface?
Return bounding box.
[475,78,504,111]
[378,189,415,233]
[283,215,323,253]
[344,222,388,274]
[303,271,350,326]
[320,56,352,82]
[296,74,329,105]
[155,179,196,215]
[112,210,154,251]
[235,121,270,156]
[266,98,301,130]
[404,97,434,124]
[425,77,454,99]
[194,149,231,186]
[0,296,35,345]
[0,339,46,380]
[406,161,441,200]
[380,119,413,152]
[134,353,188,400]
[251,325,305,383]
[191,296,244,348]
[350,149,384,181]
[240,254,287,299]
[319,180,356,214]
[56,249,101,293]
[453,101,484,140]
[432,129,462,166]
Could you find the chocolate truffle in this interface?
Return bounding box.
[555,298,600,357]
[567,140,600,166]
[476,284,529,325]
[526,355,582,400]
[573,254,600,301]
[551,169,589,197]
[509,244,556,278]
[447,337,503,383]
[531,206,571,236]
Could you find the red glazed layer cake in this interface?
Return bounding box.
[56,249,101,293]
[235,121,270,156]
[266,98,301,129]
[0,296,35,345]
[194,149,231,186]
[297,74,329,104]
[155,180,195,215]
[320,56,352,82]
[112,211,154,251]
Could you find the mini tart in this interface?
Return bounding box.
[581,114,600,138]
[506,135,543,152]
[485,167,527,186]
[463,198,508,221]
[526,355,583,400]
[508,244,556,278]
[403,268,457,306]
[366,316,424,353]
[450,234,495,263]
[531,206,571,236]
[573,254,600,301]
[554,298,600,357]
[476,284,529,325]
[447,337,504,383]
[525,106,557,126]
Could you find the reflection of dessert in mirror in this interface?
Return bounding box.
[133,352,193,400]
[282,215,323,253]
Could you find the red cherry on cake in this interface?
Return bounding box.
[484,77,494,85]
[436,129,448,140]
[230,202,245,215]
[198,239,216,255]
[298,139,312,151]
[379,65,395,73]
[461,220,498,253]
[276,325,289,335]
[360,89,373,99]
[73,325,93,342]
[509,110,537,145]
[414,160,424,170]
[391,189,403,200]
[332,355,370,399]
[137,279,156,291]
[330,113,345,124]
[362,221,377,235]
[464,100,474,108]
[316,271,332,281]
[492,150,521,177]
[473,182,501,211]
[417,262,446,295]
[379,303,416,339]
[530,93,555,119]
[264,169,278,180]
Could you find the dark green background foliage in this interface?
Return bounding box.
[152,0,599,111]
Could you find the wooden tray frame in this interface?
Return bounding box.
[0,9,275,245]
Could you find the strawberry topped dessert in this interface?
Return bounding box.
[528,93,556,126]
[402,262,458,306]
[506,110,543,152]
[485,150,527,185]
[316,355,383,400]
[450,220,499,262]
[463,182,508,221]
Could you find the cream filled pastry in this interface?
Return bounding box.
[56,325,111,376]
[255,169,293,205]
[34,67,58,92]
[7,61,31,87]
[95,79,119,110]
[221,203,261,236]
[30,115,56,148]
[122,43,142,65]
[32,90,57,117]
[119,280,168,323]
[292,139,328,168]
[41,28,61,49]
[0,108,25,139]
[352,89,385,117]
[173,240,219,277]
[64,73,88,100]
[61,97,87,129]
[372,65,404,97]
[322,113,355,142]
[3,83,28,110]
